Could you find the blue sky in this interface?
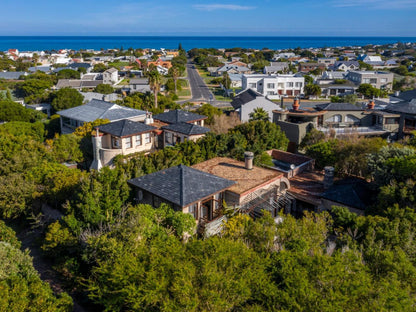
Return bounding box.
[1,0,416,36]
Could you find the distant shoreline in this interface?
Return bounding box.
[0,36,415,51]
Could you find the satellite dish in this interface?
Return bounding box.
[290,164,296,170]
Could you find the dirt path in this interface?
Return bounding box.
[17,207,91,312]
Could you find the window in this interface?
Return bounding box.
[112,137,121,148]
[135,134,142,146]
[249,83,256,88]
[125,137,132,149]
[144,132,151,144]
[188,203,197,219]
[380,78,387,83]
[166,132,173,145]
[267,91,275,95]
[267,83,275,89]
[385,118,399,124]
[278,83,284,89]
[345,114,360,123]
[286,82,294,88]
[325,114,342,123]
[295,82,303,88]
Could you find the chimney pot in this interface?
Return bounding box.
[323,166,334,190]
[244,151,254,170]
[293,98,300,111]
[367,100,375,110]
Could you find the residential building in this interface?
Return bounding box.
[384,99,416,138]
[242,74,305,99]
[57,99,146,134]
[128,164,236,227]
[298,62,326,73]
[90,119,157,170]
[103,68,118,84]
[231,89,283,122]
[329,61,360,71]
[273,99,388,151]
[263,62,289,74]
[347,71,394,90]
[153,109,210,147]
[317,57,337,66]
[192,155,292,218]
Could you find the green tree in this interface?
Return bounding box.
[148,70,162,109]
[51,87,84,111]
[304,84,322,97]
[195,104,222,125]
[222,71,231,89]
[94,84,114,94]
[56,69,80,79]
[168,66,180,94]
[249,107,270,122]
[93,63,108,73]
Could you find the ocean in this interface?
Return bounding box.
[0,36,415,51]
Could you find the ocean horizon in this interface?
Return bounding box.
[0,36,415,51]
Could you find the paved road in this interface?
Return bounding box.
[185,60,214,103]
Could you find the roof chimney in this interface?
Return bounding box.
[367,99,375,110]
[292,98,300,111]
[323,166,334,190]
[244,151,254,170]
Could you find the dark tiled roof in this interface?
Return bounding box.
[315,102,363,111]
[0,71,26,80]
[153,109,207,124]
[231,88,264,109]
[68,63,92,69]
[128,165,236,207]
[395,89,416,102]
[385,99,416,115]
[321,179,374,210]
[58,99,146,122]
[162,122,210,135]
[98,119,156,137]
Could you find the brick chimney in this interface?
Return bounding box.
[367,99,375,110]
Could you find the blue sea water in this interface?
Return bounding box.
[0,36,415,51]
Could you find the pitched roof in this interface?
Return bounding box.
[128,164,236,207]
[162,122,210,136]
[98,119,156,137]
[57,99,146,122]
[385,99,416,115]
[395,89,416,102]
[231,88,265,109]
[321,178,373,210]
[56,79,82,89]
[315,102,363,111]
[153,109,207,124]
[0,71,26,80]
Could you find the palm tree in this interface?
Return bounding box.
[148,70,162,109]
[249,107,270,122]
[169,66,180,94]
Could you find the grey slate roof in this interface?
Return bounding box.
[315,102,363,111]
[395,89,416,102]
[385,99,416,115]
[57,99,146,122]
[153,109,207,124]
[162,122,210,136]
[128,164,236,207]
[321,179,373,210]
[56,79,82,89]
[0,71,27,80]
[98,119,156,137]
[231,88,264,109]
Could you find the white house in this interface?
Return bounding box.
[231,89,283,122]
[103,68,119,84]
[242,74,305,99]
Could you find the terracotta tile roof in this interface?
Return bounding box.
[192,157,283,195]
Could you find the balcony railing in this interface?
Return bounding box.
[317,126,387,135]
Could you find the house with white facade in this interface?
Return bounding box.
[103,68,118,84]
[347,71,394,90]
[231,89,283,122]
[242,74,305,99]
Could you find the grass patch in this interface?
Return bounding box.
[212,87,232,102]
